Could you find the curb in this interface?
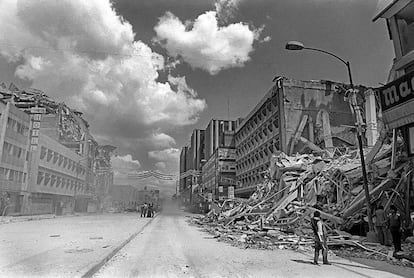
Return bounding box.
[0,213,93,225]
[81,214,158,278]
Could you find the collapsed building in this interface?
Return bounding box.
[190,73,414,263]
[234,77,376,197]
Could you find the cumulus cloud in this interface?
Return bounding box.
[111,154,141,176]
[149,148,180,163]
[149,147,180,174]
[154,10,261,75]
[0,0,206,147]
[261,36,271,43]
[147,132,176,149]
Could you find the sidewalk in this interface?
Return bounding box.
[0,212,93,225]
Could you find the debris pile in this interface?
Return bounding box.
[0,82,91,144]
[190,140,414,266]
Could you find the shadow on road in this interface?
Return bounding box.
[291,259,377,271]
[291,259,316,265]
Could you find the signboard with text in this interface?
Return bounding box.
[379,70,414,129]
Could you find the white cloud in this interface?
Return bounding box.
[111,154,141,176]
[0,0,206,140]
[154,10,261,75]
[149,148,180,162]
[148,132,176,149]
[262,36,271,43]
[148,147,180,175]
[168,75,196,97]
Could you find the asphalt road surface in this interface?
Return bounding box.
[94,202,410,278]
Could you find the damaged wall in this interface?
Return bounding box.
[235,77,359,192]
[280,79,356,154]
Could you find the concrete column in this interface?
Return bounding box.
[214,120,219,152]
[364,89,378,147]
[209,122,213,158]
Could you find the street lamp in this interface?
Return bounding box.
[285,41,374,233]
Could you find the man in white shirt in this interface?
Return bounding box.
[311,211,331,265]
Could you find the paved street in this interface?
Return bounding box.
[0,213,152,277]
[94,202,411,278]
[0,204,412,278]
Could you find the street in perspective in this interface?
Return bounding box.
[1,0,414,277]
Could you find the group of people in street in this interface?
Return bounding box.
[140,202,155,218]
[310,204,411,266]
[374,204,408,253]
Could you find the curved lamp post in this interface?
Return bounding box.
[285,41,374,233]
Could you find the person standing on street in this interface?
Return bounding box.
[375,205,388,245]
[388,205,403,253]
[141,203,148,218]
[147,203,153,217]
[311,211,331,265]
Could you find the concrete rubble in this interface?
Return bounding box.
[190,138,414,268]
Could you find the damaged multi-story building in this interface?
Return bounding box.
[0,100,31,215]
[374,0,414,224]
[178,78,376,202]
[0,83,114,215]
[233,77,375,198]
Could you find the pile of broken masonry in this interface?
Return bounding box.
[190,137,414,267]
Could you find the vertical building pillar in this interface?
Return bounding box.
[214,120,219,153]
[364,89,378,147]
[210,122,213,158]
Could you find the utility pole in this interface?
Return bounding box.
[285,41,374,232]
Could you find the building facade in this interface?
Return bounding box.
[94,145,116,212]
[235,78,357,196]
[204,119,237,160]
[374,0,414,222]
[189,129,205,172]
[0,101,30,215]
[179,146,188,195]
[27,133,88,214]
[202,147,237,200]
[181,129,205,203]
[0,84,114,215]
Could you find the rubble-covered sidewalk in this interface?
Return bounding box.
[189,141,414,268]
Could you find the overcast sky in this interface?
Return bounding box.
[0,0,394,195]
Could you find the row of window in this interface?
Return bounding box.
[2,141,26,160]
[0,167,26,183]
[40,146,86,175]
[236,120,278,159]
[37,171,85,192]
[237,164,269,188]
[235,97,278,145]
[237,138,279,175]
[7,117,29,136]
